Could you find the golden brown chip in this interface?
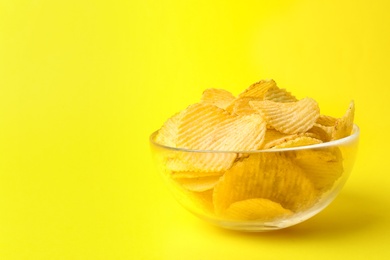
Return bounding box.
[173,175,222,192]
[272,136,323,149]
[293,147,344,192]
[250,98,320,134]
[177,103,266,151]
[307,124,333,142]
[223,198,293,221]
[331,101,355,140]
[200,88,235,110]
[171,170,224,179]
[317,114,337,126]
[213,153,318,214]
[264,86,298,103]
[226,96,259,115]
[158,103,266,172]
[263,129,299,149]
[237,79,277,99]
[154,111,183,147]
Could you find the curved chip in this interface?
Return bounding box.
[264,86,298,103]
[331,100,355,140]
[293,147,344,192]
[213,153,318,215]
[223,198,293,221]
[237,79,277,99]
[250,98,320,134]
[173,175,222,192]
[200,88,235,110]
[271,136,323,149]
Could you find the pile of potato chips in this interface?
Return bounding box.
[154,79,355,222]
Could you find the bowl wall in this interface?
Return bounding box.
[150,125,359,231]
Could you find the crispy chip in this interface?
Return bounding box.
[317,114,337,126]
[223,198,293,221]
[237,79,277,99]
[200,88,235,110]
[272,136,323,149]
[213,153,318,214]
[250,98,320,134]
[157,103,267,172]
[263,129,299,149]
[173,175,222,192]
[264,86,298,103]
[177,103,266,151]
[155,111,183,147]
[331,101,355,140]
[307,124,333,142]
[293,147,344,192]
[226,96,259,115]
[171,170,224,179]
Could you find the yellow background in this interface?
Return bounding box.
[0,0,389,259]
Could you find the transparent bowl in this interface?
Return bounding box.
[150,125,359,231]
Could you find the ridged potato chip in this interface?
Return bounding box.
[237,79,277,99]
[332,101,355,140]
[293,147,344,192]
[264,86,298,103]
[200,88,235,110]
[226,96,259,115]
[213,153,318,214]
[272,136,323,149]
[250,98,320,134]
[156,103,267,172]
[223,198,293,221]
[154,111,183,147]
[171,170,224,179]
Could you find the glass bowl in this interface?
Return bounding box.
[149,125,359,231]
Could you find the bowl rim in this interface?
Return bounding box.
[150,124,360,153]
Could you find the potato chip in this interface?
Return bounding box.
[154,111,183,147]
[271,136,323,149]
[331,101,355,140]
[250,98,320,134]
[223,198,293,221]
[307,124,333,142]
[170,183,215,215]
[200,88,235,110]
[263,129,299,149]
[157,103,267,172]
[237,79,277,99]
[293,147,344,192]
[213,153,318,214]
[226,96,259,115]
[173,175,222,192]
[264,86,298,103]
[177,103,267,151]
[317,114,337,126]
[171,170,224,179]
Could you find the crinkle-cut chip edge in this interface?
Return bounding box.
[249,98,320,135]
[237,79,277,99]
[271,136,323,149]
[178,104,266,152]
[264,86,298,103]
[154,111,183,147]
